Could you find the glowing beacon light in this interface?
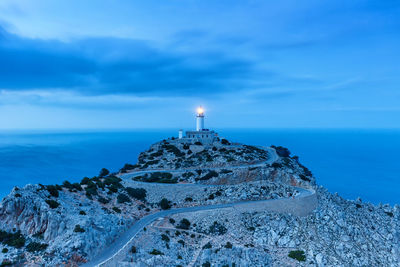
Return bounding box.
[197,107,204,115]
[196,106,205,131]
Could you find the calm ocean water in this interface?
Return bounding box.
[0,129,399,205]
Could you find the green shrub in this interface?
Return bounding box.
[79,210,86,215]
[1,248,7,253]
[385,211,394,217]
[26,242,48,252]
[46,185,59,198]
[0,260,13,266]
[0,230,25,248]
[178,240,185,246]
[221,139,230,145]
[126,187,147,201]
[220,169,233,174]
[131,246,137,253]
[73,225,85,233]
[45,200,60,209]
[97,197,110,204]
[202,261,211,267]
[149,249,164,255]
[112,207,121,213]
[272,145,291,157]
[198,170,219,181]
[80,177,91,185]
[209,221,227,235]
[271,162,282,168]
[161,234,170,242]
[194,141,202,146]
[14,193,21,198]
[159,198,171,210]
[169,218,175,224]
[185,197,193,202]
[120,163,138,173]
[225,242,233,248]
[99,168,110,177]
[288,250,306,262]
[299,174,311,182]
[85,181,98,196]
[141,172,176,184]
[117,193,131,204]
[62,180,73,189]
[177,219,191,230]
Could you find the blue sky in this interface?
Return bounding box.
[0,0,399,129]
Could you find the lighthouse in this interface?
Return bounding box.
[196,107,205,131]
[182,106,218,144]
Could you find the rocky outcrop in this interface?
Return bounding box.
[0,184,134,266]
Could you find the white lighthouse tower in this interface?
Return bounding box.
[183,106,218,144]
[196,107,205,131]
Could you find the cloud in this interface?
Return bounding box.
[0,25,260,96]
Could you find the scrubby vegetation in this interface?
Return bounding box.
[26,242,48,252]
[133,172,177,184]
[288,250,306,262]
[45,185,60,198]
[209,221,227,235]
[126,187,147,201]
[272,145,291,157]
[117,193,131,204]
[159,198,171,210]
[0,230,25,248]
[73,225,85,233]
[99,168,110,177]
[149,249,164,255]
[176,219,191,230]
[45,199,60,209]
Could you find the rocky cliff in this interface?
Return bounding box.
[0,138,398,266]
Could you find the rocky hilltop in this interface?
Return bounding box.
[0,137,398,266]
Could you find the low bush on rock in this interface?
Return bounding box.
[225,242,233,248]
[79,210,86,215]
[203,242,212,249]
[73,225,85,233]
[99,168,110,177]
[117,193,131,204]
[97,196,110,204]
[209,221,227,235]
[26,242,48,252]
[2,248,8,253]
[46,185,59,198]
[161,234,170,242]
[131,246,137,253]
[126,187,147,201]
[45,199,60,209]
[120,163,138,173]
[272,145,291,157]
[149,249,164,255]
[0,259,13,266]
[176,219,191,230]
[139,172,177,184]
[202,261,211,267]
[197,170,219,181]
[221,139,230,145]
[112,207,121,213]
[288,250,306,262]
[0,230,25,248]
[159,198,171,210]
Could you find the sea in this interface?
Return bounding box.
[0,129,399,205]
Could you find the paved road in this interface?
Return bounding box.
[119,147,278,180]
[81,186,314,267]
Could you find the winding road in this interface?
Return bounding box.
[81,147,317,267]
